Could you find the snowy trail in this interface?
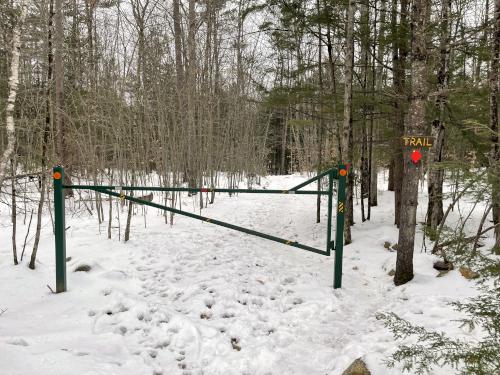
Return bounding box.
[0,173,479,374]
[80,178,393,375]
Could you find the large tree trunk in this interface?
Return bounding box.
[490,0,500,250]
[391,0,409,227]
[426,0,451,232]
[0,0,27,190]
[341,0,356,244]
[395,0,430,285]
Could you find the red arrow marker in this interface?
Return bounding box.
[411,149,422,164]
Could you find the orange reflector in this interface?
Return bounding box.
[53,171,62,180]
[339,169,347,176]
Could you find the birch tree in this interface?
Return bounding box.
[0,0,27,190]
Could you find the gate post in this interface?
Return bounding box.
[53,166,67,293]
[334,164,347,289]
[326,171,334,255]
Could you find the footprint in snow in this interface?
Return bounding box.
[6,338,29,346]
[154,339,170,349]
[221,312,235,319]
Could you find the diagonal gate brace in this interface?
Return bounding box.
[97,188,329,256]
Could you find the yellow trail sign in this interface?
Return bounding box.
[402,136,434,147]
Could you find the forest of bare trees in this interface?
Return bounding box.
[1,0,498,286]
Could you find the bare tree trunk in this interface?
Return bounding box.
[395,0,430,286]
[124,199,133,242]
[371,0,387,207]
[29,0,54,270]
[475,0,490,83]
[472,204,493,255]
[55,0,73,196]
[11,158,18,265]
[341,0,356,244]
[173,0,184,87]
[0,0,27,189]
[490,0,500,249]
[360,0,370,223]
[325,17,341,162]
[316,0,323,223]
[426,0,451,232]
[388,158,395,191]
[392,0,409,227]
[108,193,113,239]
[186,0,197,189]
[29,175,47,269]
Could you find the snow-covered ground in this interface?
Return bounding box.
[0,173,485,375]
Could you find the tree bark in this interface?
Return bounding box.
[426,0,451,232]
[388,158,394,191]
[29,0,54,270]
[173,0,184,88]
[54,0,73,196]
[360,0,370,222]
[11,158,18,265]
[371,0,387,207]
[490,0,500,249]
[475,0,490,83]
[341,0,356,244]
[0,0,27,190]
[391,0,409,227]
[395,0,430,286]
[316,0,324,223]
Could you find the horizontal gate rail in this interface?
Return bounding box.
[66,185,331,195]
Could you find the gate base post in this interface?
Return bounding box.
[334,164,347,289]
[53,166,67,293]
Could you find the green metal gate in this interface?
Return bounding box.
[52,165,347,293]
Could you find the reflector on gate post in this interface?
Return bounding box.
[339,169,347,177]
[53,171,62,180]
